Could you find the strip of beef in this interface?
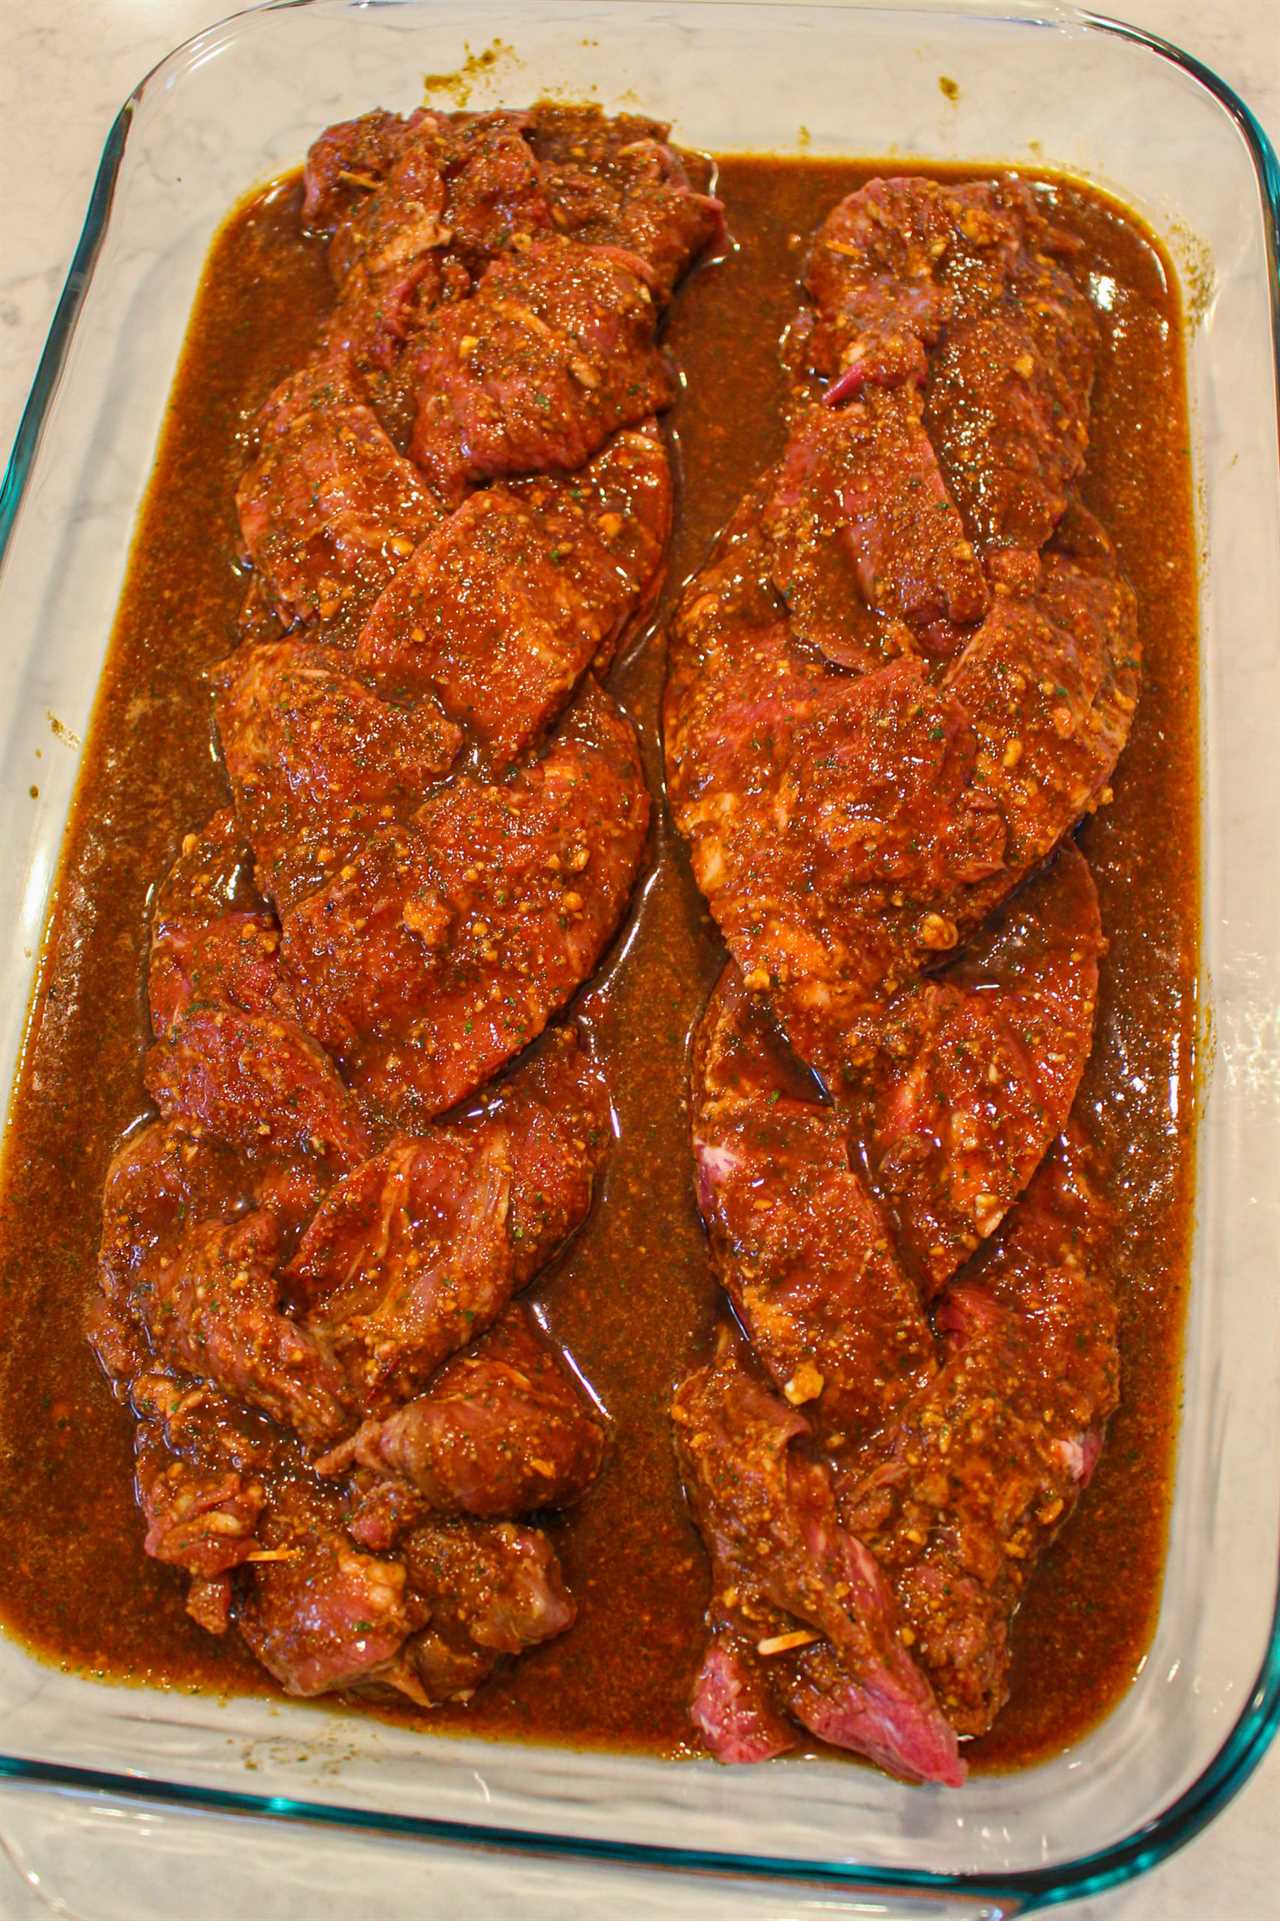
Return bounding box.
[762,383,989,669]
[214,641,462,915]
[356,423,671,765]
[287,1029,606,1408]
[847,841,1103,1294]
[280,680,649,1125]
[692,965,935,1454]
[529,102,724,300]
[666,546,1135,1084]
[801,176,1096,556]
[409,238,675,501]
[942,546,1139,879]
[236,357,443,635]
[97,99,705,1723]
[237,1475,421,1697]
[397,1518,575,1704]
[673,1331,964,1784]
[322,1304,605,1546]
[145,1000,370,1182]
[147,810,285,1038]
[837,1127,1119,1736]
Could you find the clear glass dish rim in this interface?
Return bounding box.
[0,0,1277,1906]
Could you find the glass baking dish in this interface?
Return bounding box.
[1,0,1277,1910]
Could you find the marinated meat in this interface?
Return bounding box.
[215,641,462,914]
[667,574,1134,1087]
[132,1374,271,1585]
[942,548,1138,879]
[692,965,935,1453]
[320,111,550,371]
[763,385,989,668]
[286,1030,607,1406]
[398,1518,576,1704]
[94,1119,251,1388]
[147,811,283,1037]
[92,93,721,1714]
[325,1304,606,1543]
[530,102,725,299]
[133,1210,352,1445]
[672,1330,965,1785]
[667,167,1138,1084]
[689,1630,796,1765]
[236,358,443,634]
[801,175,1096,555]
[85,107,1146,1765]
[305,101,723,307]
[356,423,671,765]
[408,238,675,500]
[837,1129,1119,1735]
[280,681,649,1125]
[669,171,1138,1777]
[237,1476,420,1697]
[302,108,426,230]
[849,842,1103,1292]
[145,1002,371,1173]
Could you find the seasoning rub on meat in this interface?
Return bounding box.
[667,175,1137,1783]
[88,101,720,1707]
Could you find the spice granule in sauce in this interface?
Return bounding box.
[0,154,1197,1769]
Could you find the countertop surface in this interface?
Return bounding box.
[1,3,1277,1917]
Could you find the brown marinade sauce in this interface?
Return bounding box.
[0,154,1198,1771]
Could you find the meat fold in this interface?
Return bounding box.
[147,810,285,1038]
[836,1127,1119,1736]
[762,386,989,669]
[302,107,423,230]
[319,110,550,371]
[408,238,675,501]
[280,680,650,1126]
[287,1029,607,1408]
[131,1208,352,1446]
[531,103,724,299]
[131,1374,274,1591]
[322,1304,606,1546]
[145,1001,371,1175]
[846,841,1103,1294]
[92,1115,322,1391]
[215,642,462,916]
[236,358,443,635]
[672,1330,965,1786]
[691,964,935,1454]
[355,422,671,767]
